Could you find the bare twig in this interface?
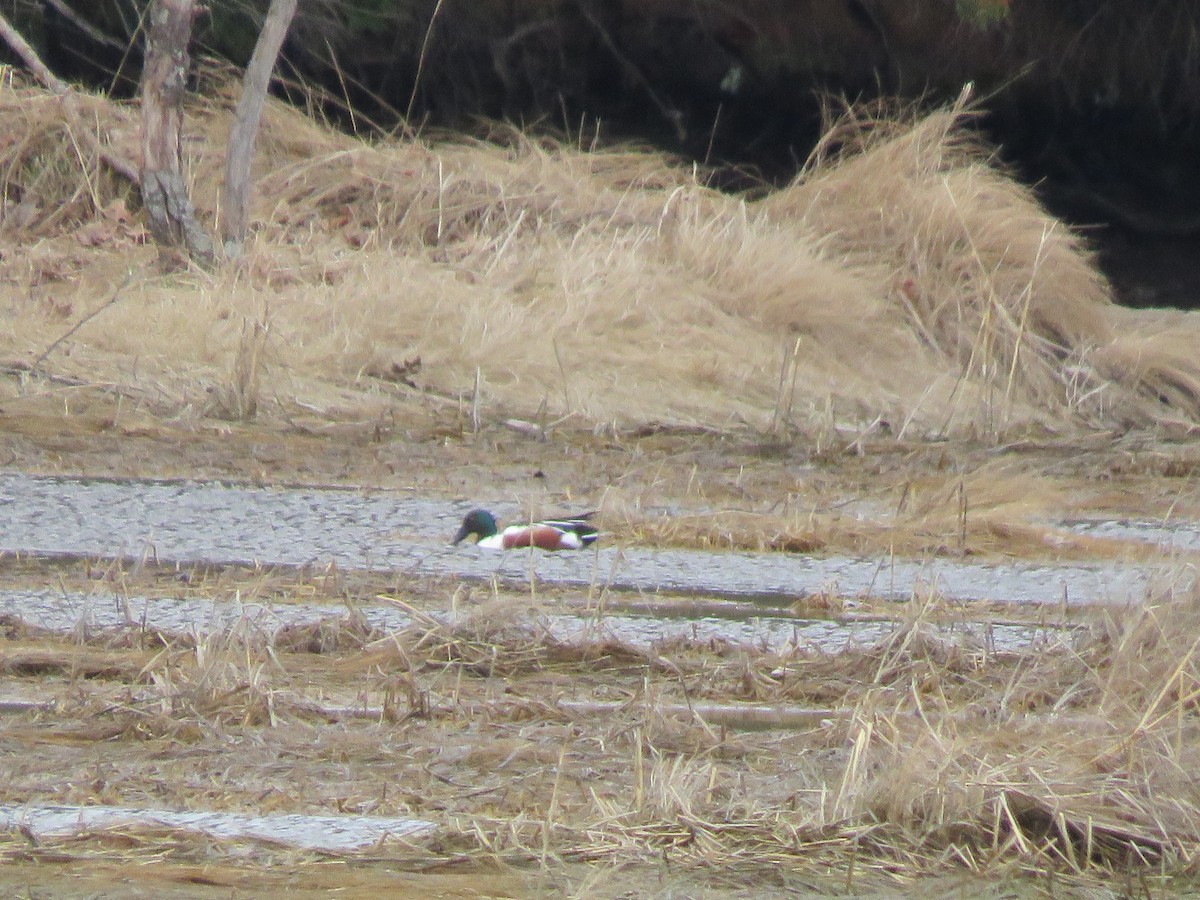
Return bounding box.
[575,1,686,142]
[32,272,134,368]
[44,0,131,53]
[406,0,448,123]
[0,10,70,93]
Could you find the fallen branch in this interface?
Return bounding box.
[288,695,1117,733]
[0,699,51,715]
[0,11,140,185]
[0,11,69,93]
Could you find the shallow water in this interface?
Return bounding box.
[0,804,434,851]
[0,587,1071,654]
[1062,517,1200,552]
[0,472,1168,606]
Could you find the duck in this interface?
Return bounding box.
[452,508,599,551]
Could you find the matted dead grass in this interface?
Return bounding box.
[2,74,1200,441]
[2,580,1200,890]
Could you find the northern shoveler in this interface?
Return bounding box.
[452,509,599,551]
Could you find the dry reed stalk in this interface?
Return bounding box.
[790,586,1200,872]
[205,314,269,421]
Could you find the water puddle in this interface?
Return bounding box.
[0,473,1174,606]
[1061,517,1200,552]
[0,804,435,852]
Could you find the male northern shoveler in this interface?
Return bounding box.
[452,509,599,550]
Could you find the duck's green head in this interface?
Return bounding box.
[453,509,498,544]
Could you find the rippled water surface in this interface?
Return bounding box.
[0,587,1063,653]
[0,473,1163,606]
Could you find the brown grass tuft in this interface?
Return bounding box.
[345,596,655,681]
[1,79,1200,437]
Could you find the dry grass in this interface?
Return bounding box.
[2,75,1200,441]
[836,591,1200,875]
[594,453,1188,562]
[2,580,1200,890]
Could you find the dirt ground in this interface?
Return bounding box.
[2,393,1200,898]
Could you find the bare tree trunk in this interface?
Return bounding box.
[140,0,215,266]
[220,0,298,259]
